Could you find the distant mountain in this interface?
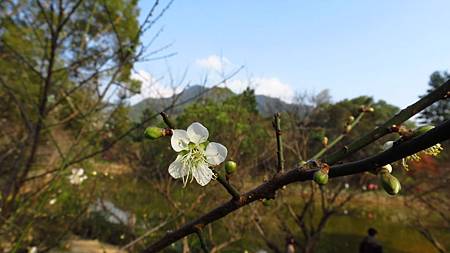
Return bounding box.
[129,85,299,121]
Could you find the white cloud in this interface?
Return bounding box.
[197,55,294,102]
[129,70,181,104]
[196,55,232,72]
[226,77,295,103]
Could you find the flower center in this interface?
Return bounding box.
[181,143,207,169]
[178,143,208,185]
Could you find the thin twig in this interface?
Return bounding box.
[160,111,175,129]
[311,109,366,160]
[324,80,449,164]
[195,227,209,253]
[142,119,450,252]
[273,113,285,172]
[216,174,241,200]
[121,214,181,251]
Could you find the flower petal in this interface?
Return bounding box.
[187,122,209,144]
[192,162,213,186]
[171,130,190,152]
[168,155,188,179]
[205,142,227,165]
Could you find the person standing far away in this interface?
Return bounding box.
[359,228,383,253]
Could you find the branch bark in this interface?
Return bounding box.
[142,119,450,252]
[324,80,449,164]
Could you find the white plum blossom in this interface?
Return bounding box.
[49,198,57,205]
[169,122,227,186]
[68,168,88,185]
[28,247,38,253]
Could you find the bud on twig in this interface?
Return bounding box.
[379,171,401,195]
[225,161,237,175]
[314,170,328,185]
[380,164,393,173]
[345,125,352,134]
[144,126,172,140]
[360,106,375,113]
[144,127,163,139]
[313,163,330,185]
[322,136,329,146]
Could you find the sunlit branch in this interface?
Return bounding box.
[142,119,450,252]
[324,80,449,164]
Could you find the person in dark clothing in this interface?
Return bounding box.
[359,228,383,253]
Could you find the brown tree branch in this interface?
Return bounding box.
[324,80,449,164]
[142,119,450,252]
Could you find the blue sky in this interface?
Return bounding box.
[134,1,450,108]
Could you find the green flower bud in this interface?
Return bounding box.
[225,161,237,174]
[144,126,164,140]
[412,125,434,138]
[313,170,329,185]
[379,172,401,195]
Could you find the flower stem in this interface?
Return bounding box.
[216,173,240,200]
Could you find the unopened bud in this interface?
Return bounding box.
[144,127,165,139]
[379,172,401,195]
[225,161,237,174]
[313,170,329,185]
[348,116,355,122]
[379,164,392,174]
[360,106,374,113]
[345,125,352,134]
[322,136,329,146]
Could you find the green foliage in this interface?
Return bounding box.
[419,71,450,125]
[176,90,270,171]
[312,96,400,160]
